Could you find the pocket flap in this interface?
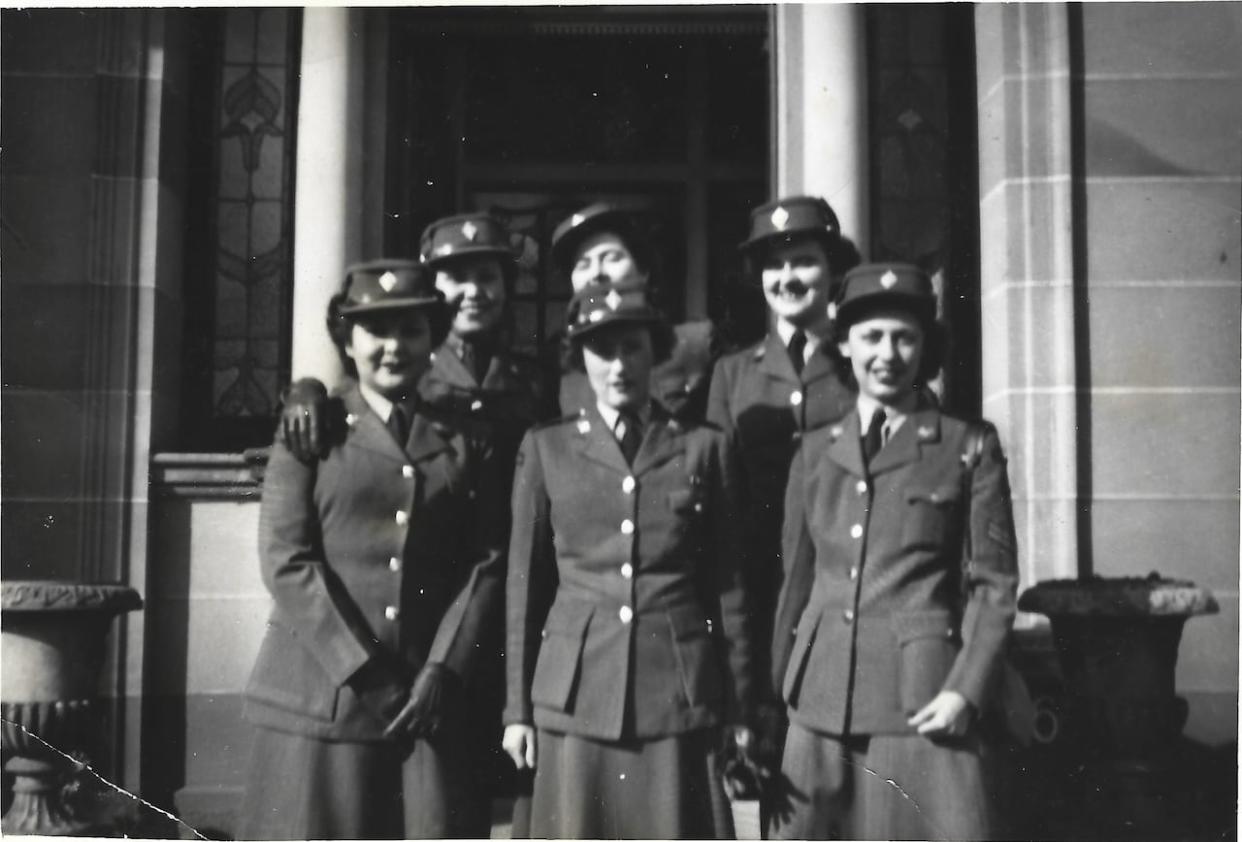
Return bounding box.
[542,600,594,638]
[904,484,961,505]
[891,609,956,643]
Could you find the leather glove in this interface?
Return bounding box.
[280,378,329,461]
[383,663,458,741]
[347,657,410,727]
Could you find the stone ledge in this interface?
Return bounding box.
[150,451,269,500]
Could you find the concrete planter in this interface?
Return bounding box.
[1018,574,1217,839]
[1,581,142,835]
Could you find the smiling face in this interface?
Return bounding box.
[570,232,649,292]
[760,236,834,331]
[434,254,506,337]
[581,323,654,411]
[345,310,433,399]
[838,309,925,408]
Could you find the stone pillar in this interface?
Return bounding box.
[772,3,869,254]
[290,7,368,388]
[974,4,1081,589]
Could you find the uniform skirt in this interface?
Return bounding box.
[771,721,995,841]
[524,726,734,839]
[237,723,490,840]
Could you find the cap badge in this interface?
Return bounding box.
[571,213,586,227]
[436,243,454,256]
[770,206,790,230]
[605,289,623,311]
[378,271,399,293]
[880,269,898,289]
[461,220,478,242]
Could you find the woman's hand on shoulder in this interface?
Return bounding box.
[503,723,537,770]
[908,690,974,738]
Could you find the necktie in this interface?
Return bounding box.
[616,412,642,465]
[460,341,492,383]
[387,401,409,446]
[787,330,807,376]
[863,409,886,465]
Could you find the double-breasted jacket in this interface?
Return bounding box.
[706,332,854,695]
[244,383,505,742]
[774,406,1018,736]
[504,405,754,742]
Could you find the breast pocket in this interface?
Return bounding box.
[531,603,594,713]
[666,604,723,709]
[901,484,962,550]
[892,610,960,714]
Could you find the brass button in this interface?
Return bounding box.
[622,476,636,494]
[789,390,803,407]
[620,563,634,579]
[470,399,483,412]
[850,523,863,539]
[856,480,868,495]
[395,510,409,526]
[402,465,415,479]
[384,605,400,621]
[389,557,401,572]
[619,606,633,624]
[843,609,854,624]
[849,566,858,582]
[621,519,635,535]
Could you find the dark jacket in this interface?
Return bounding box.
[244,383,505,742]
[774,406,1018,736]
[504,405,754,741]
[706,332,854,697]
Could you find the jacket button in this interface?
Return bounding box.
[619,606,633,624]
[384,605,400,621]
[850,523,863,539]
[843,609,854,624]
[789,390,803,407]
[621,519,635,535]
[791,431,802,443]
[395,510,409,526]
[849,566,858,582]
[402,465,415,479]
[471,399,484,411]
[856,480,868,495]
[620,563,634,579]
[622,476,636,494]
[693,502,703,513]
[389,557,401,572]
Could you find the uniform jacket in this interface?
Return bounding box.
[706,332,854,697]
[774,406,1018,736]
[420,339,556,493]
[244,383,505,742]
[504,405,754,742]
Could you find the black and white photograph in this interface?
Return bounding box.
[1,3,1239,839]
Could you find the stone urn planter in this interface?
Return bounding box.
[1018,574,1217,840]
[1,580,142,835]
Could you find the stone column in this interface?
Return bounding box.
[290,7,368,388]
[772,3,869,254]
[974,4,1081,588]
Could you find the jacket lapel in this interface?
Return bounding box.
[428,342,477,390]
[867,406,942,477]
[758,332,800,386]
[826,411,866,478]
[405,411,454,465]
[572,406,631,474]
[340,385,408,463]
[800,343,838,386]
[631,405,685,476]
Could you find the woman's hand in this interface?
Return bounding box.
[503,724,537,770]
[908,690,974,737]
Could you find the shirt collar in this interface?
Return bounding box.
[596,400,651,434]
[358,381,395,423]
[775,319,825,358]
[856,392,919,440]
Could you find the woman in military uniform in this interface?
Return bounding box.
[502,282,755,838]
[705,196,859,798]
[551,202,720,422]
[239,261,504,839]
[771,264,1018,840]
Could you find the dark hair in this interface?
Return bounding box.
[325,294,451,379]
[829,305,949,390]
[744,231,862,282]
[558,219,656,287]
[561,320,677,373]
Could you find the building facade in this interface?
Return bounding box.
[2,5,1238,836]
